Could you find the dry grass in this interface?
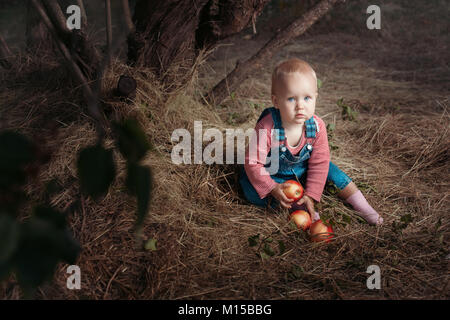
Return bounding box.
[0,0,449,300]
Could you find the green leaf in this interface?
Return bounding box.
[342,214,352,224]
[400,213,413,225]
[435,218,442,233]
[33,205,67,229]
[317,78,323,89]
[12,209,80,291]
[329,141,339,151]
[0,215,20,263]
[263,243,275,257]
[260,251,270,260]
[438,233,444,245]
[0,131,34,189]
[326,123,335,132]
[113,118,151,162]
[289,265,304,279]
[0,190,27,217]
[278,240,286,255]
[77,144,116,199]
[325,181,338,195]
[144,238,157,251]
[126,163,152,228]
[248,234,259,247]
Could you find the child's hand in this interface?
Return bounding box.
[270,183,294,209]
[296,194,315,216]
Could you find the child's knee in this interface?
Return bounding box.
[327,162,352,190]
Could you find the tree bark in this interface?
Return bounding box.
[129,0,270,80]
[121,0,134,34]
[0,34,12,69]
[205,0,342,106]
[76,0,88,29]
[195,0,270,49]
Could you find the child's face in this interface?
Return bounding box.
[271,72,318,127]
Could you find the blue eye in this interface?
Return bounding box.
[288,97,295,102]
[304,96,311,102]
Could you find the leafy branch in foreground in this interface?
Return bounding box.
[76,117,153,232]
[0,130,80,297]
[0,118,153,296]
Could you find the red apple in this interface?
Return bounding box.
[310,220,334,243]
[283,180,304,201]
[290,210,312,231]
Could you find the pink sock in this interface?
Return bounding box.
[345,190,383,225]
[290,203,321,223]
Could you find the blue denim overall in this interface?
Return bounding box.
[239,107,352,207]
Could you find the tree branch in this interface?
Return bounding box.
[76,0,88,29]
[121,0,134,34]
[42,0,70,38]
[205,0,342,106]
[105,0,112,66]
[30,0,106,130]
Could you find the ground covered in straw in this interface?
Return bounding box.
[1,0,448,299]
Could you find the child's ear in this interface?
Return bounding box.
[271,95,278,108]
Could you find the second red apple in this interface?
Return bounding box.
[290,210,312,231]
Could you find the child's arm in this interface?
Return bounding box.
[296,194,316,215]
[302,116,331,203]
[245,114,288,203]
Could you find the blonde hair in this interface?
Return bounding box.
[271,58,317,96]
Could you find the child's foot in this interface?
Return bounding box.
[289,203,320,223]
[345,190,383,225]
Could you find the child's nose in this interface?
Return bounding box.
[296,102,305,110]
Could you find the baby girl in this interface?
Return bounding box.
[240,58,383,226]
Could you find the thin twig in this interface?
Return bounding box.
[105,0,112,66]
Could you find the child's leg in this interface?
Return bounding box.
[239,168,269,207]
[328,162,383,225]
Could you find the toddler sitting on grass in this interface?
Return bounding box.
[240,58,383,226]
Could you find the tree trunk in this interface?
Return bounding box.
[128,0,270,80]
[205,0,341,106]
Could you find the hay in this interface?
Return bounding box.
[1,0,448,300]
